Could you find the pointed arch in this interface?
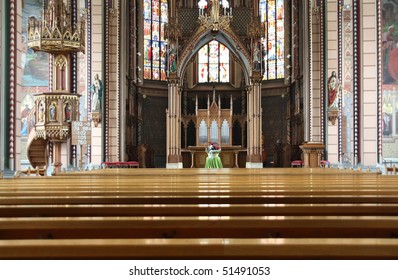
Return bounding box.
[178,27,251,86]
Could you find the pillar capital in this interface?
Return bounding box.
[250,71,263,85]
[167,73,180,85]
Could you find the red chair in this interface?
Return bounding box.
[291,160,303,168]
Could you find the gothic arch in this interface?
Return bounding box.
[177,27,251,86]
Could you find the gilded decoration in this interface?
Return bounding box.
[26,0,85,162]
[27,0,85,54]
[198,0,232,32]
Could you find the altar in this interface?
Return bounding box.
[180,89,247,168]
[182,146,246,168]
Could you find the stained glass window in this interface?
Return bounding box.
[199,119,207,144]
[259,0,284,80]
[143,0,168,81]
[198,40,230,83]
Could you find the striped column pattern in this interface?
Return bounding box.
[72,0,78,167]
[46,13,53,170]
[72,0,78,94]
[308,0,313,142]
[320,0,325,143]
[352,0,360,165]
[117,0,121,160]
[8,0,16,167]
[49,51,54,174]
[86,0,92,161]
[338,0,343,162]
[105,0,110,161]
[377,0,382,162]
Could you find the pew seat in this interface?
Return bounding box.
[1,203,398,217]
[0,238,397,259]
[1,216,398,239]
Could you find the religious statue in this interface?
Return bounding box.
[253,42,262,71]
[38,101,45,123]
[64,102,71,122]
[327,71,339,107]
[211,0,220,23]
[168,44,177,73]
[91,74,103,111]
[49,101,57,121]
[382,112,392,136]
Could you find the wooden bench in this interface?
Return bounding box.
[0,216,398,239]
[1,238,398,259]
[1,168,398,259]
[2,203,398,217]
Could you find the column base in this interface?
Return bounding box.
[166,162,183,169]
[245,162,263,168]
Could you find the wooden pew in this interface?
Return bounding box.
[2,193,398,205]
[0,216,398,239]
[2,203,398,217]
[1,238,398,259]
[1,167,397,259]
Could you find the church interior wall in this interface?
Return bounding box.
[107,10,121,162]
[361,0,378,166]
[326,0,339,164]
[311,6,322,144]
[342,2,354,165]
[381,0,398,164]
[0,1,4,170]
[90,0,104,165]
[15,0,24,170]
[0,0,2,77]
[0,0,389,171]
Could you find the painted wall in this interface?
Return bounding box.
[90,0,103,164]
[361,0,378,166]
[0,0,3,170]
[381,0,398,164]
[326,0,339,164]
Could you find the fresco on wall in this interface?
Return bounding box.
[382,0,398,161]
[22,0,49,87]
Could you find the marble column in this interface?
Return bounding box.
[166,75,182,168]
[246,72,263,168]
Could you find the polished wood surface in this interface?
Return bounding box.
[1,238,398,259]
[1,168,398,259]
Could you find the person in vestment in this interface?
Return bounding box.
[205,142,223,168]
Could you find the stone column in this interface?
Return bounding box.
[246,72,263,168]
[166,74,182,168]
[53,141,62,174]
